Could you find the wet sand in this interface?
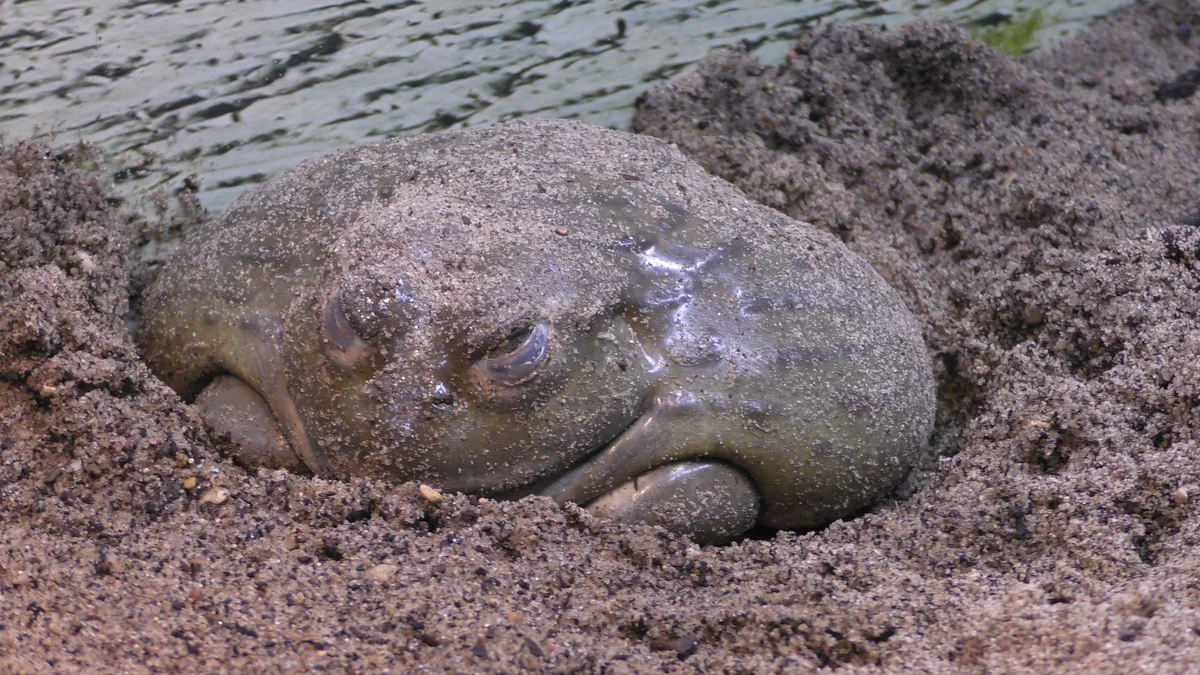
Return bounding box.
[5,1,1200,672]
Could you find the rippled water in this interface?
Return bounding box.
[0,0,1132,214]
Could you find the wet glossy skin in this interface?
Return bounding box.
[139,118,935,539]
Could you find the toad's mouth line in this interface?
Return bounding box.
[481,408,647,502]
[536,389,711,506]
[480,389,704,504]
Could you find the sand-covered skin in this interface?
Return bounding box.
[4,2,1200,672]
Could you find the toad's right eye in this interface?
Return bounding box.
[475,321,551,387]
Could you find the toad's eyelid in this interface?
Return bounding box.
[336,279,418,343]
[479,321,550,385]
[324,292,358,350]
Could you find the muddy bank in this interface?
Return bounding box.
[4,1,1200,673]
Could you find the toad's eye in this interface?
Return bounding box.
[324,291,360,350]
[329,279,417,347]
[476,321,550,386]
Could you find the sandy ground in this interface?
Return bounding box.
[5,1,1200,672]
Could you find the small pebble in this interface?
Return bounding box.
[1174,487,1190,505]
[419,484,444,504]
[199,487,229,505]
[523,637,544,657]
[554,227,570,236]
[365,564,399,582]
[182,476,197,490]
[650,632,700,659]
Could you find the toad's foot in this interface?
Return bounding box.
[195,375,303,472]
[587,461,759,545]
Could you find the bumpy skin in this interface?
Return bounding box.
[139,118,935,531]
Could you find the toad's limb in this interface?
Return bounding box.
[586,461,759,544]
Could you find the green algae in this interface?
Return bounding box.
[972,10,1046,57]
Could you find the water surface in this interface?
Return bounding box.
[0,0,1132,213]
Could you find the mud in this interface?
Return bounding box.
[4,2,1200,673]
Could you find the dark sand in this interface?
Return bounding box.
[4,2,1200,672]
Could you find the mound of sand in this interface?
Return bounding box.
[4,2,1200,672]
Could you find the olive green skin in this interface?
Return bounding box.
[139,118,935,530]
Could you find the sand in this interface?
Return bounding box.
[4,1,1200,672]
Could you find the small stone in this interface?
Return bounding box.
[74,251,97,274]
[182,476,197,490]
[365,564,399,582]
[554,227,570,236]
[1021,304,1044,326]
[1174,487,1190,505]
[650,632,699,659]
[418,484,443,504]
[522,637,544,657]
[187,588,202,604]
[1118,619,1145,642]
[199,487,229,505]
[115,149,152,169]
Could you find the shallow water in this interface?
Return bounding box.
[0,0,1132,214]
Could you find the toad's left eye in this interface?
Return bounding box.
[476,321,550,386]
[324,291,360,350]
[336,278,417,345]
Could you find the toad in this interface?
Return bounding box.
[139,118,935,543]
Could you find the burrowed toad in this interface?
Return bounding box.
[138,118,935,543]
